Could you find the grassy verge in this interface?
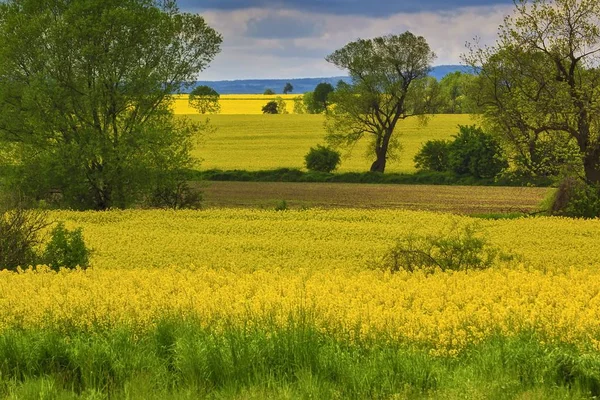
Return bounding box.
[0,321,599,399]
[193,168,553,187]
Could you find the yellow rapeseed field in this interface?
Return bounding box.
[173,94,298,115]
[1,209,600,354]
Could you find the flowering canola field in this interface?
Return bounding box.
[1,209,600,355]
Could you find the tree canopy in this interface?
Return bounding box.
[466,0,600,183]
[0,0,222,209]
[324,32,436,173]
[189,85,221,114]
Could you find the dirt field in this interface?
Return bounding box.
[199,181,550,214]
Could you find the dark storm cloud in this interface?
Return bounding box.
[179,0,513,16]
[246,15,324,39]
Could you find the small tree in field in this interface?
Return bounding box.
[189,85,221,114]
[283,82,294,94]
[262,101,279,114]
[264,88,275,95]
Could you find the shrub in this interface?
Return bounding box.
[0,203,48,271]
[263,88,275,95]
[380,223,503,273]
[414,140,451,172]
[42,223,91,270]
[547,176,600,218]
[448,125,508,179]
[262,101,279,114]
[304,145,341,173]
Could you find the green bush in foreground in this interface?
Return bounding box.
[0,322,598,399]
[42,223,91,271]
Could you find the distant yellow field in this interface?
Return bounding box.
[173,94,298,115]
[186,114,474,173]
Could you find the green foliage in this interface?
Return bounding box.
[292,96,306,114]
[437,71,476,114]
[0,202,48,271]
[0,323,599,398]
[447,125,508,179]
[189,85,221,114]
[42,223,91,270]
[274,200,288,211]
[0,0,222,210]
[283,82,294,94]
[312,83,334,113]
[263,88,275,95]
[381,222,504,273]
[274,97,288,114]
[304,145,341,173]
[262,101,279,114]
[464,0,600,184]
[413,139,451,172]
[547,176,600,218]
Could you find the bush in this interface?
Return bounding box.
[42,223,91,270]
[547,176,600,218]
[304,145,341,173]
[448,125,508,179]
[0,203,48,271]
[262,101,279,114]
[380,223,504,273]
[414,140,451,172]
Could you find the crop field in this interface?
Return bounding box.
[172,94,475,173]
[172,94,298,115]
[2,209,600,397]
[186,113,475,173]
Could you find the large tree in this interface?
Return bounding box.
[465,0,600,182]
[0,0,222,209]
[324,32,436,173]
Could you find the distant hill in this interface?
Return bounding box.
[188,65,472,95]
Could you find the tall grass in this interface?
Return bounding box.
[1,319,599,399]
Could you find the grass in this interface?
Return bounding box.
[179,113,475,173]
[0,322,598,399]
[199,181,550,214]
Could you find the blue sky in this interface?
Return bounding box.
[180,0,515,80]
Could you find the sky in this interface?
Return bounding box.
[180,0,516,81]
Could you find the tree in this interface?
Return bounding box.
[189,85,221,114]
[465,0,600,183]
[304,145,341,173]
[313,83,334,113]
[262,101,279,114]
[324,32,436,173]
[264,88,275,95]
[0,0,222,210]
[438,72,476,114]
[283,82,294,94]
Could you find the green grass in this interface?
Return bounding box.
[1,321,599,399]
[186,114,475,173]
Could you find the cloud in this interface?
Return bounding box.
[194,4,515,80]
[180,0,514,17]
[246,14,324,39]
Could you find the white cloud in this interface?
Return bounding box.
[197,5,514,80]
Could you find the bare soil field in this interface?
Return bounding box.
[199,181,550,214]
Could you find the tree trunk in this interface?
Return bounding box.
[370,151,387,173]
[370,130,392,173]
[583,151,600,185]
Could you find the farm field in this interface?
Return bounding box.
[200,181,549,213]
[172,94,475,173]
[2,209,600,398]
[185,113,475,173]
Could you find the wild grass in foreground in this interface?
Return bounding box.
[0,321,599,399]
